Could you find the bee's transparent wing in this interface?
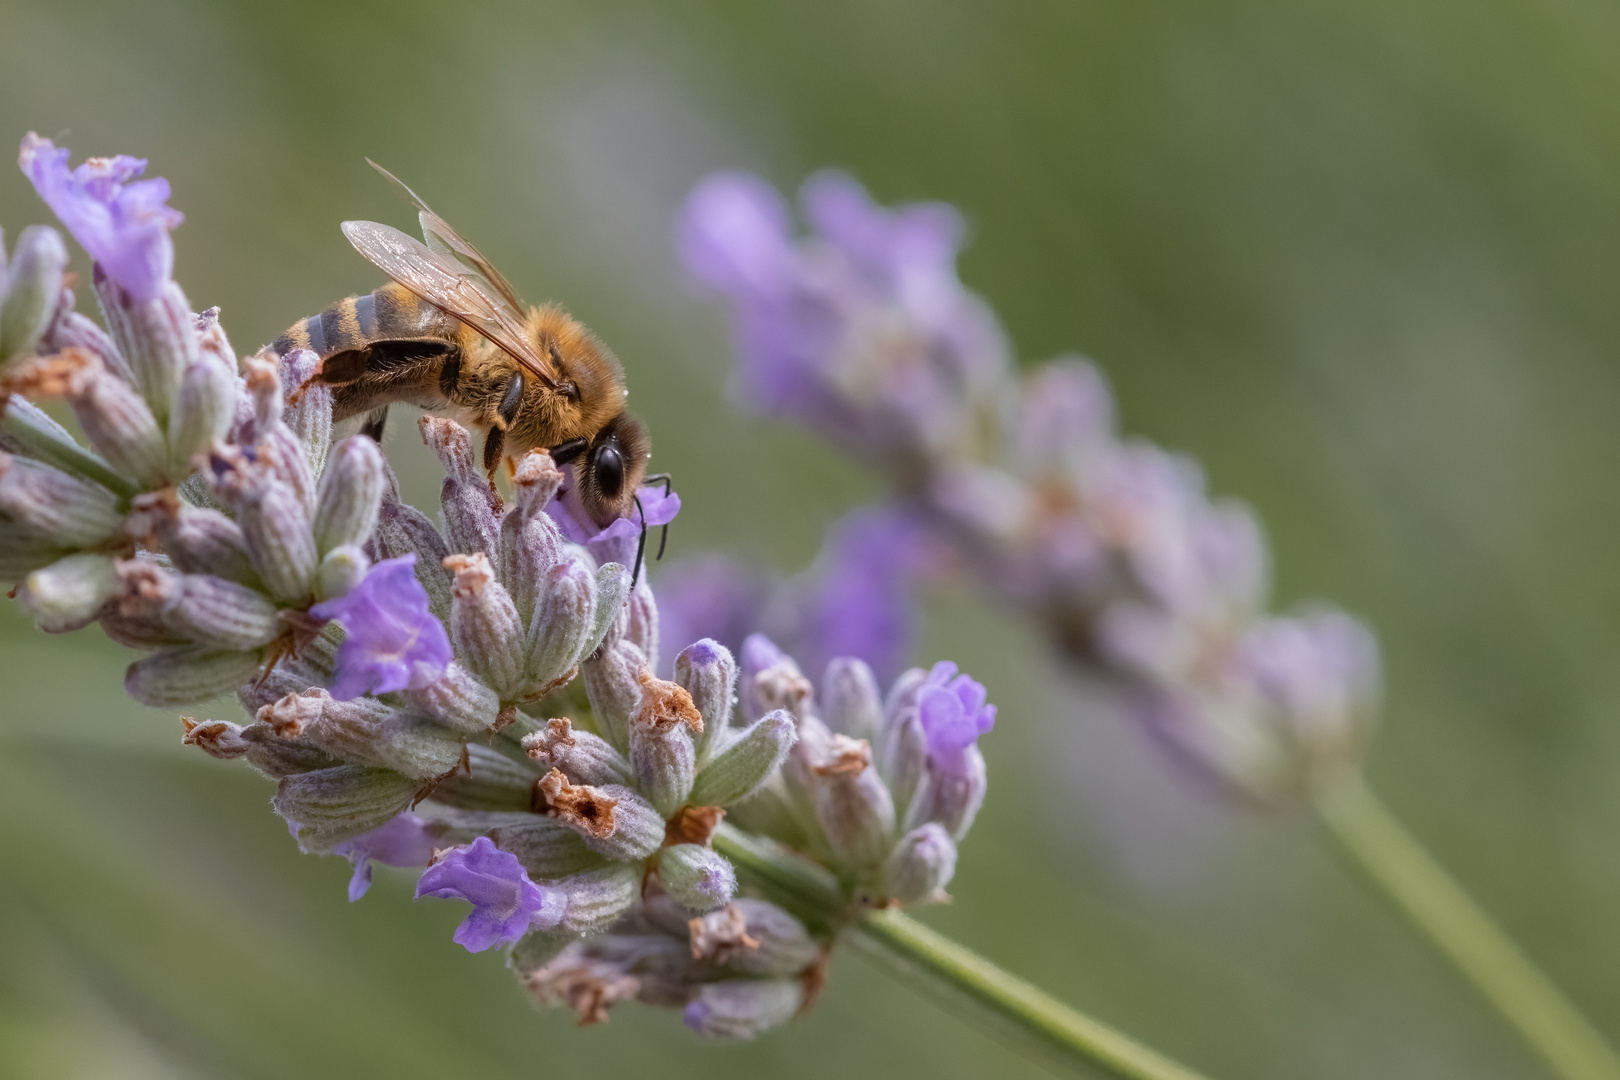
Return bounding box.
[340,219,558,388]
[366,159,527,315]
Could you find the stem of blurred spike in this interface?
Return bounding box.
[1315,772,1620,1080]
[714,824,1214,1080]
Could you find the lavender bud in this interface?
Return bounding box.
[0,452,122,546]
[125,644,264,708]
[429,744,537,812]
[373,496,453,620]
[168,345,238,477]
[498,451,563,616]
[525,557,596,690]
[521,717,633,786]
[658,843,736,912]
[276,347,332,480]
[316,544,370,600]
[0,525,73,583]
[0,225,67,362]
[693,899,819,977]
[875,710,927,815]
[128,491,257,585]
[549,862,642,935]
[625,580,659,670]
[535,769,663,861]
[683,979,804,1040]
[822,657,883,742]
[42,294,128,383]
[629,672,703,815]
[740,635,813,725]
[589,562,632,653]
[96,275,195,427]
[54,350,167,484]
[240,357,316,502]
[689,710,797,808]
[675,639,737,764]
[313,436,385,556]
[882,823,957,905]
[581,639,647,753]
[403,661,500,735]
[17,552,116,631]
[904,745,987,840]
[421,416,500,556]
[443,552,524,697]
[812,735,895,869]
[274,764,420,852]
[883,666,929,726]
[164,570,284,650]
[237,478,318,603]
[181,717,340,777]
[271,689,465,780]
[0,394,129,493]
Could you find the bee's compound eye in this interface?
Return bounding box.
[591,443,625,498]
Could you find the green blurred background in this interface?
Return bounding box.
[3,1,1619,1076]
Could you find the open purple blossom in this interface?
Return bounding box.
[415,837,565,953]
[548,481,681,570]
[309,554,452,700]
[915,662,996,776]
[333,812,439,902]
[18,133,182,302]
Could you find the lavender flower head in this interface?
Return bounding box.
[18,133,182,302]
[415,837,566,952]
[680,170,1381,805]
[309,553,452,700]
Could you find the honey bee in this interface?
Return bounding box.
[272,161,650,533]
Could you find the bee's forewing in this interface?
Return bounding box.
[340,219,557,387]
[366,158,528,315]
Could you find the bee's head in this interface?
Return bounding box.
[576,414,650,527]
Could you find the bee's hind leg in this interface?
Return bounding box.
[360,407,389,443]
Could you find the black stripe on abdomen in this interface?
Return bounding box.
[303,313,327,356]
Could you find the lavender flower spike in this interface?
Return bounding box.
[18,134,182,302]
[415,837,566,952]
[309,553,453,700]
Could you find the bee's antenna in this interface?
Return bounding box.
[631,495,648,590]
[644,474,675,563]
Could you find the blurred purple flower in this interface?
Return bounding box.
[415,836,565,952]
[18,133,183,303]
[916,661,996,777]
[655,553,771,673]
[1236,609,1380,748]
[795,508,919,685]
[309,553,452,700]
[677,170,1008,453]
[333,812,438,902]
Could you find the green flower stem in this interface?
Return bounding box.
[1315,772,1620,1080]
[713,822,1214,1080]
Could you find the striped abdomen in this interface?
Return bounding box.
[272,282,458,361]
[272,282,467,424]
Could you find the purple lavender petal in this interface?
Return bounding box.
[17,134,182,302]
[310,554,452,700]
[333,812,437,901]
[915,662,996,776]
[414,836,565,952]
